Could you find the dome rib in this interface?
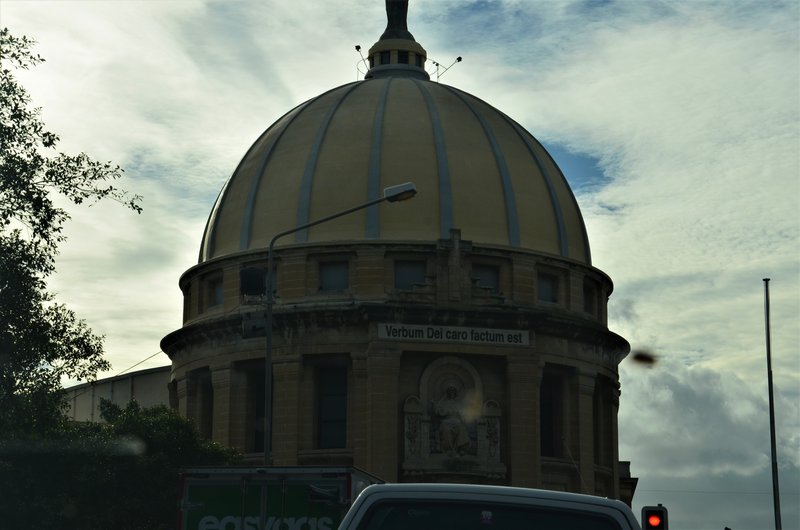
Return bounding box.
[199,182,229,262]
[502,116,571,259]
[538,142,593,264]
[200,105,304,261]
[295,82,364,243]
[508,115,591,263]
[366,78,393,238]
[442,85,521,248]
[239,102,310,252]
[201,96,319,261]
[413,79,454,239]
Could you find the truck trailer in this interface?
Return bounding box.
[177,466,382,530]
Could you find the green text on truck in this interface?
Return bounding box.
[178,466,382,530]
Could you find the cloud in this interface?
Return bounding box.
[620,358,797,475]
[621,357,800,528]
[443,0,800,384]
[47,176,205,376]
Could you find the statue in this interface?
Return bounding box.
[402,358,507,480]
[434,385,471,455]
[381,0,415,41]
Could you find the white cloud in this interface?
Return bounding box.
[620,358,798,476]
[447,0,800,378]
[622,357,800,529]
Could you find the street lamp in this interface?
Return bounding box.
[262,182,417,463]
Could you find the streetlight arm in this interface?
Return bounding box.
[262,182,416,464]
[267,182,416,250]
[267,193,392,254]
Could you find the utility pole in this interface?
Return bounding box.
[763,278,782,530]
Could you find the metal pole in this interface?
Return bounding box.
[763,278,782,530]
[263,240,274,465]
[263,190,414,464]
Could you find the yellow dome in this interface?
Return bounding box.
[199,16,591,265]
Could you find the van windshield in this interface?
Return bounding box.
[357,500,624,530]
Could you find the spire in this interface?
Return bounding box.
[366,0,429,80]
[381,0,415,41]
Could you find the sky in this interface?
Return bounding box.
[3,0,799,527]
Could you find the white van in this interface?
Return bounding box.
[338,483,642,530]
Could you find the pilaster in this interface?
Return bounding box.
[272,360,301,465]
[366,349,401,481]
[506,354,543,488]
[222,262,239,311]
[350,353,369,468]
[177,378,189,417]
[576,369,597,494]
[568,269,582,312]
[611,377,621,499]
[354,248,386,298]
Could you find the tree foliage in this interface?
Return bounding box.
[0,27,237,530]
[0,28,142,256]
[0,400,239,529]
[0,27,142,436]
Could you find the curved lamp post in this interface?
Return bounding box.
[263,182,417,463]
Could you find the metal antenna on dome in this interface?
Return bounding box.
[428,56,462,82]
[354,44,369,80]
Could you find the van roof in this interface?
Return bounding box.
[358,483,624,506]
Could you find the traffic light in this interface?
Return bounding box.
[641,504,668,530]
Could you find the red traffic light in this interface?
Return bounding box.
[642,505,668,529]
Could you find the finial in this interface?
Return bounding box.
[381,0,415,41]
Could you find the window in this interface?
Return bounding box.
[394,260,426,289]
[240,266,276,299]
[594,376,614,467]
[540,370,564,458]
[472,264,500,293]
[398,50,409,64]
[537,273,558,303]
[182,286,192,320]
[204,274,223,309]
[380,50,390,65]
[415,55,422,67]
[240,266,265,297]
[317,367,347,449]
[319,261,349,291]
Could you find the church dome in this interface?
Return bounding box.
[165,4,632,495]
[199,13,591,265]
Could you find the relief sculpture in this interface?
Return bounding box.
[403,356,506,480]
[434,385,471,456]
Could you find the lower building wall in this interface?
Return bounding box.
[172,339,624,501]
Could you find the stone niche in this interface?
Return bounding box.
[402,356,506,480]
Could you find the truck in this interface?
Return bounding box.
[177,466,383,530]
[336,483,642,530]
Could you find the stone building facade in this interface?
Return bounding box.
[161,1,636,505]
